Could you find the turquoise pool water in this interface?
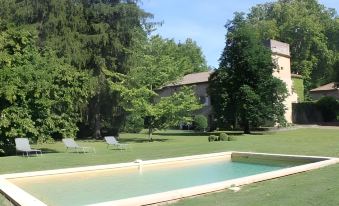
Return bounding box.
[11,159,290,206]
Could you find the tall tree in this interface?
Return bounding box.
[115,34,206,140]
[209,14,287,133]
[0,0,153,138]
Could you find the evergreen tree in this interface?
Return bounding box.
[209,14,287,133]
[0,0,152,138]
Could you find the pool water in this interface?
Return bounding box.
[11,159,289,206]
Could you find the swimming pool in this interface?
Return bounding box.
[1,152,338,206]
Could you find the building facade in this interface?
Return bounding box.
[157,40,299,126]
[310,82,339,100]
[267,40,299,123]
[156,72,213,126]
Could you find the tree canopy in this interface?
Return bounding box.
[0,0,153,139]
[0,0,208,150]
[0,26,94,154]
[118,34,207,139]
[108,34,206,140]
[129,35,208,90]
[247,0,339,94]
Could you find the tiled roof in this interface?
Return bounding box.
[310,82,339,92]
[166,71,212,87]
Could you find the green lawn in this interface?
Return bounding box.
[1,128,339,205]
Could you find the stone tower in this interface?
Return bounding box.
[266,40,298,123]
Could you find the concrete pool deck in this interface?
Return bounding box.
[1,152,338,206]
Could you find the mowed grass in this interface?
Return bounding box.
[1,128,339,205]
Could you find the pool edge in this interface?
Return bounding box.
[1,152,338,206]
[87,153,339,206]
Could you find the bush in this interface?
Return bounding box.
[316,96,339,122]
[193,115,208,131]
[0,137,15,156]
[219,133,228,141]
[122,115,144,133]
[208,135,218,142]
[228,135,236,141]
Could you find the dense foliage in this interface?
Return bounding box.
[0,0,153,139]
[116,35,206,140]
[209,14,288,133]
[247,0,339,94]
[129,35,208,90]
[0,0,207,149]
[122,114,144,133]
[316,96,339,122]
[193,115,208,132]
[0,26,94,154]
[116,83,202,140]
[293,98,339,124]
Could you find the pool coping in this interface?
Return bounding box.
[0,152,338,206]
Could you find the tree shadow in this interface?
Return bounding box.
[155,131,245,136]
[39,148,62,154]
[247,132,265,135]
[119,137,169,143]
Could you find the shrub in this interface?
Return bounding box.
[316,96,339,122]
[228,135,236,141]
[0,137,15,156]
[219,133,228,141]
[193,115,208,131]
[208,135,218,142]
[122,115,144,133]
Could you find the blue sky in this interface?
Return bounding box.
[140,0,339,68]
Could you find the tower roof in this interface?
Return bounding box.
[265,39,290,57]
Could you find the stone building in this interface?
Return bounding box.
[156,40,299,127]
[310,82,339,100]
[267,40,299,123]
[156,71,213,126]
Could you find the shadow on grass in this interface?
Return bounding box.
[247,132,266,135]
[39,148,62,154]
[107,148,129,151]
[74,137,169,144]
[155,131,245,136]
[119,137,169,143]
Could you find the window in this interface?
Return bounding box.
[199,96,210,106]
[199,96,206,104]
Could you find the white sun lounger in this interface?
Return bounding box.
[62,138,96,153]
[104,136,128,150]
[15,138,42,157]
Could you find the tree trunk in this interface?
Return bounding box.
[148,127,153,142]
[92,95,102,139]
[94,113,101,139]
[243,121,250,134]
